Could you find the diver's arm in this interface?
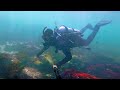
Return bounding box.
[56,48,72,67]
[36,46,49,58]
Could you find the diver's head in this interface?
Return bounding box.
[42,27,54,42]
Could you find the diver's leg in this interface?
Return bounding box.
[83,26,100,46]
[80,24,94,34]
[56,48,72,68]
[82,20,112,46]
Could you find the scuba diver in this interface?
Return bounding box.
[35,20,111,78]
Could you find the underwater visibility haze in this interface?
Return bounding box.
[0,11,120,79]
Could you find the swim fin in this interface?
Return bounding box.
[96,20,112,27]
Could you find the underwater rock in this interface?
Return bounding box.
[87,54,116,64]
[15,52,29,60]
[0,53,21,78]
[42,52,55,65]
[86,64,120,79]
[33,59,43,65]
[20,67,43,79]
[3,55,23,79]
[11,55,21,64]
[0,53,11,60]
[44,73,54,79]
[45,74,52,77]
[8,63,23,79]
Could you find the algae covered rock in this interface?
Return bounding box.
[20,67,43,79]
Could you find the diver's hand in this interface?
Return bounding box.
[34,56,40,61]
[34,55,44,61]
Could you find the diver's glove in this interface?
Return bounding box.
[96,20,112,27]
